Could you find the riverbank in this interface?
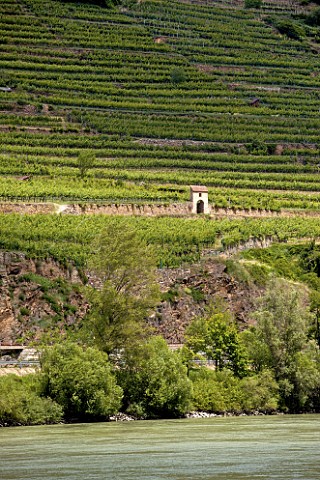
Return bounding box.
[0,409,287,428]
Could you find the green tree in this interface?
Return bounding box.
[295,342,320,411]
[40,342,122,420]
[266,16,305,41]
[88,220,159,353]
[77,151,95,179]
[244,0,262,8]
[170,67,186,85]
[59,0,120,7]
[250,278,317,411]
[117,337,192,418]
[185,305,248,377]
[305,7,320,26]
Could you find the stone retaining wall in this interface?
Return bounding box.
[0,201,319,218]
[0,203,56,214]
[63,202,192,216]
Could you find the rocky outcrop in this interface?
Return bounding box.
[152,258,261,344]
[0,252,88,344]
[0,251,260,347]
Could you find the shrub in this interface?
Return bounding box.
[191,368,279,413]
[277,20,305,40]
[190,368,228,412]
[0,375,62,426]
[190,368,244,412]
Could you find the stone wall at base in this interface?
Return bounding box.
[63,202,192,216]
[62,203,283,218]
[0,201,318,219]
[0,203,56,214]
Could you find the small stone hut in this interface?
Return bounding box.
[190,185,210,214]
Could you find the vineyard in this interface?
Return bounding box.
[1,0,320,263]
[1,213,320,267]
[0,0,320,209]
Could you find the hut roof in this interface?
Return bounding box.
[190,185,208,193]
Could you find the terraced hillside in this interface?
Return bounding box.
[1,0,320,212]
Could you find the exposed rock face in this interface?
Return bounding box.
[152,258,261,344]
[0,252,88,344]
[0,251,260,347]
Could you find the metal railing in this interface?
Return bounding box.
[0,360,40,367]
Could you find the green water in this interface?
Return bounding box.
[1,415,319,480]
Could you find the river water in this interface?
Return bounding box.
[1,415,319,480]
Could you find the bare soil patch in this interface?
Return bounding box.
[195,64,246,73]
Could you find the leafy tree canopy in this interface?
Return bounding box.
[246,278,320,412]
[190,368,279,414]
[244,0,262,9]
[87,220,159,353]
[117,336,192,418]
[58,0,121,7]
[77,151,95,179]
[185,303,248,378]
[266,16,305,41]
[170,67,186,85]
[251,278,312,374]
[40,342,122,420]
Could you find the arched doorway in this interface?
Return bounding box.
[196,200,204,214]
